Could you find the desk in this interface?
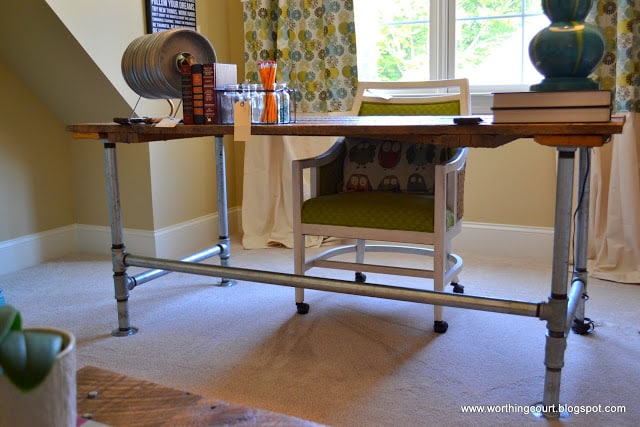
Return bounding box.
[68,115,625,419]
[77,366,323,426]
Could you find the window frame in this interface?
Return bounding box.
[355,0,544,114]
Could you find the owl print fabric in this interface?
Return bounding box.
[342,137,449,195]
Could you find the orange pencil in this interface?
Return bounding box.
[258,61,277,123]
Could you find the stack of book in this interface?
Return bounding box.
[492,90,612,123]
[181,62,237,125]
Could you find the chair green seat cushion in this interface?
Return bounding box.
[301,192,454,232]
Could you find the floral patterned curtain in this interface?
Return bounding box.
[242,0,358,113]
[593,0,640,112]
[588,1,640,283]
[240,0,356,248]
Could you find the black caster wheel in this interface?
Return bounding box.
[571,318,595,335]
[433,320,449,333]
[296,302,310,314]
[355,272,366,283]
[451,282,464,294]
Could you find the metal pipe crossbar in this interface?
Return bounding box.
[124,253,542,317]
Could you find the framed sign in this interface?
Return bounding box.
[146,0,197,33]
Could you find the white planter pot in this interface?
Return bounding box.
[0,327,76,427]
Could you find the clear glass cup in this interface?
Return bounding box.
[252,84,264,123]
[277,83,291,124]
[220,84,241,124]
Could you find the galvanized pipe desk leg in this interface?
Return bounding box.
[214,135,234,286]
[571,148,593,335]
[103,142,138,337]
[541,148,576,419]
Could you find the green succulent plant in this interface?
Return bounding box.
[0,305,62,392]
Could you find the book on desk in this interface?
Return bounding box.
[492,89,612,123]
[181,62,237,125]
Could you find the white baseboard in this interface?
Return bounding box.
[74,224,157,257]
[457,222,554,263]
[0,208,242,276]
[0,225,78,276]
[152,207,241,258]
[0,211,551,277]
[75,207,243,258]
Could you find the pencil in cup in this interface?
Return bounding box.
[258,61,278,123]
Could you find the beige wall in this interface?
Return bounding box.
[0,60,75,241]
[0,0,156,234]
[0,0,555,254]
[465,142,556,227]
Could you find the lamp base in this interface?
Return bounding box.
[530,77,600,92]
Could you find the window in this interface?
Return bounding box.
[353,0,548,111]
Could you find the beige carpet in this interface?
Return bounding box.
[1,240,638,426]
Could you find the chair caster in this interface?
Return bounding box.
[451,282,464,294]
[296,302,310,315]
[355,272,366,283]
[433,320,448,333]
[571,317,595,335]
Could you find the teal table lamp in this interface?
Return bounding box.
[529,0,605,91]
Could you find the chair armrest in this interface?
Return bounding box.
[292,139,346,224]
[293,138,346,198]
[441,147,468,173]
[294,138,346,171]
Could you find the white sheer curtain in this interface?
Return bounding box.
[587,2,640,284]
[241,134,336,249]
[589,113,640,283]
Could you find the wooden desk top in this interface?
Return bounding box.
[77,366,324,427]
[67,115,625,148]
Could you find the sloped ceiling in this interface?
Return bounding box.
[0,0,131,124]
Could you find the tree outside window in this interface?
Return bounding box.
[354,0,547,86]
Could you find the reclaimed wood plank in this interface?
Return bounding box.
[77,366,324,427]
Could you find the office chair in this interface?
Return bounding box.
[292,79,470,333]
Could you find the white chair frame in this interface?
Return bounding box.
[292,79,470,333]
